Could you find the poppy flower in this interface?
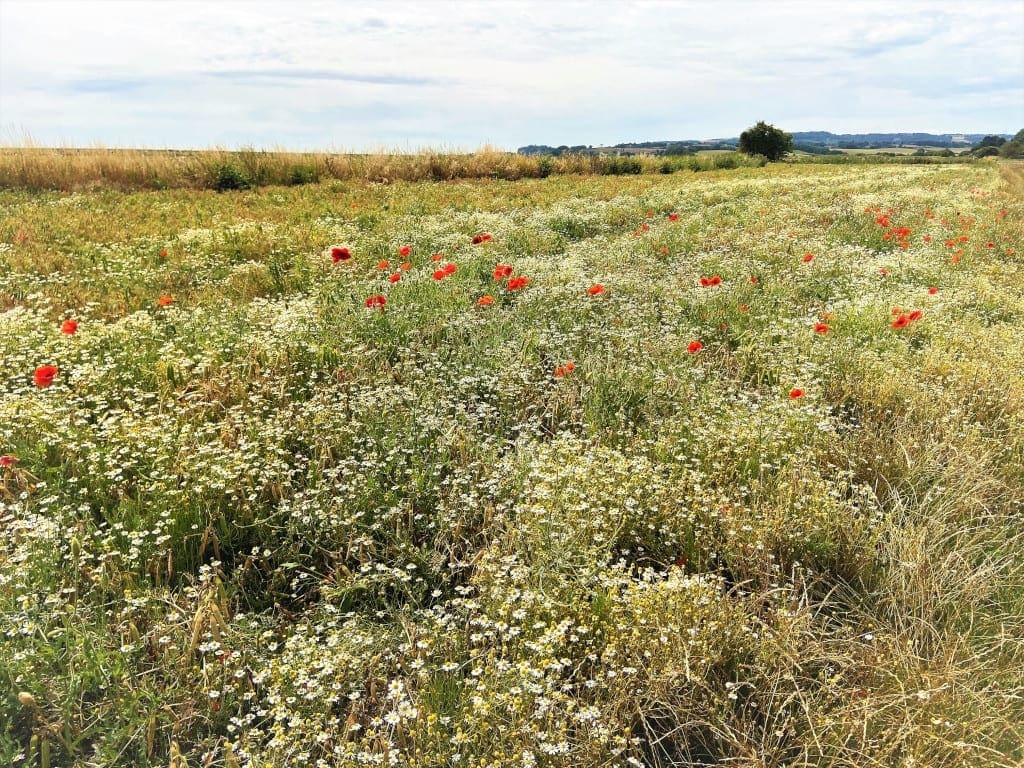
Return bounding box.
[398,245,412,257]
[159,249,168,258]
[472,235,485,245]
[477,295,494,306]
[431,253,443,262]
[493,264,514,281]
[34,365,58,387]
[365,294,386,309]
[986,241,995,248]
[158,295,174,307]
[789,388,805,399]
[923,236,932,243]
[699,275,721,288]
[507,276,530,290]
[668,213,679,222]
[891,314,910,330]
[928,286,938,295]
[388,272,401,283]
[432,269,447,280]
[0,455,17,468]
[645,210,654,217]
[951,254,961,264]
[738,304,749,313]
[660,246,669,255]
[813,323,830,334]
[907,309,923,322]
[60,319,78,335]
[587,284,605,296]
[377,260,390,270]
[749,275,759,285]
[331,247,351,263]
[400,262,412,271]
[554,361,576,377]
[802,253,815,263]
[443,263,457,276]
[687,340,703,354]
[879,268,888,276]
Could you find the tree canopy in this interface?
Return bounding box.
[739,121,793,162]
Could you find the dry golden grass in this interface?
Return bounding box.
[0,144,769,191]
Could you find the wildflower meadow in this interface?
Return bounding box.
[1,158,1023,767]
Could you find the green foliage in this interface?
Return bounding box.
[739,120,794,161]
[210,161,251,191]
[1000,141,1024,159]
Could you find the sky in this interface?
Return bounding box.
[1,0,1022,151]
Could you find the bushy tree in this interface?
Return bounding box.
[1000,141,1024,159]
[739,121,793,162]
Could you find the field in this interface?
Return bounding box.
[1,159,1023,767]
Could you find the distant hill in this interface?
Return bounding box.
[518,132,1012,156]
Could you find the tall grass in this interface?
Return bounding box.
[0,145,768,191]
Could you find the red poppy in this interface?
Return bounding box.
[749,275,759,285]
[738,304,749,313]
[377,260,390,270]
[789,388,805,399]
[61,319,78,335]
[907,309,923,322]
[951,254,961,264]
[331,247,351,263]
[928,286,938,295]
[813,323,829,334]
[587,284,605,296]
[388,272,401,283]
[443,263,457,276]
[645,211,654,217]
[660,246,669,255]
[923,236,932,243]
[432,269,447,280]
[802,253,815,263]
[400,262,412,271]
[365,294,386,309]
[687,340,703,354]
[34,365,58,387]
[668,213,679,222]
[507,276,530,290]
[477,295,494,306]
[398,245,412,257]
[879,268,888,276]
[159,249,168,258]
[0,455,18,467]
[158,295,174,307]
[472,234,485,245]
[986,241,995,248]
[493,264,514,280]
[699,275,721,287]
[710,275,721,286]
[891,314,910,330]
[958,235,969,243]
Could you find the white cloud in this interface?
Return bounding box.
[2,0,1021,149]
